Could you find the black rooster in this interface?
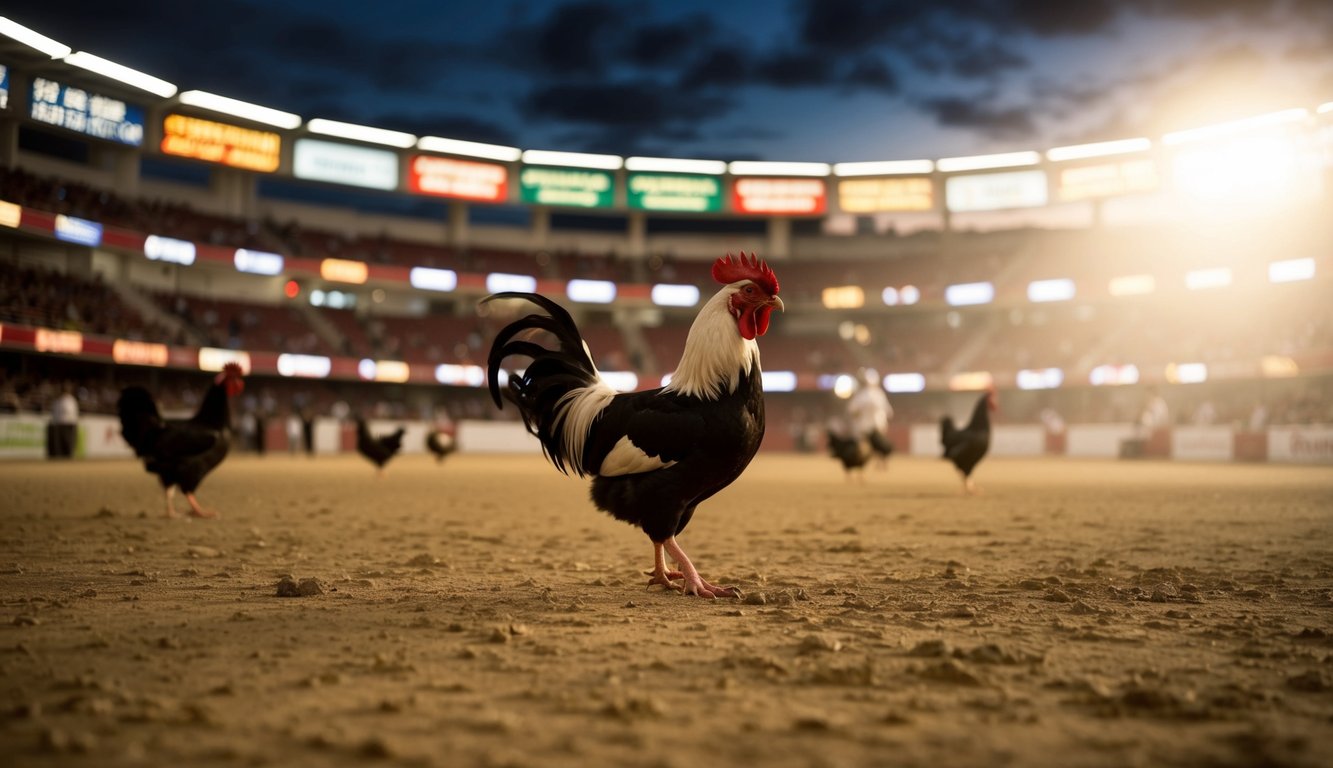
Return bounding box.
[118,363,244,518]
[426,430,455,464]
[941,388,997,495]
[356,419,405,476]
[827,428,872,481]
[486,253,783,598]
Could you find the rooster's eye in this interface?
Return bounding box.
[744,286,754,294]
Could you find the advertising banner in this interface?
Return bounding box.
[30,77,144,146]
[161,114,281,172]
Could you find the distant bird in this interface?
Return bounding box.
[426,430,456,464]
[356,419,405,476]
[941,388,997,495]
[118,363,244,518]
[867,430,894,468]
[486,253,783,598]
[827,428,872,481]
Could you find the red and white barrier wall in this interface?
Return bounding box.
[2,415,1329,463]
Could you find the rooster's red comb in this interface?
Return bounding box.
[222,362,244,378]
[712,252,779,296]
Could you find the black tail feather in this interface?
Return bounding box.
[483,292,604,476]
[117,386,164,457]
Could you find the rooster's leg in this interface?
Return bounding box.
[962,475,979,496]
[663,537,739,599]
[183,492,218,519]
[163,486,179,519]
[645,541,685,589]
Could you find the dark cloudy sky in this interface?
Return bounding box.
[12,1,1333,162]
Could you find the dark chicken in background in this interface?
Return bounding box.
[356,419,405,476]
[941,388,997,495]
[827,428,873,481]
[487,253,783,598]
[426,430,456,464]
[118,363,244,518]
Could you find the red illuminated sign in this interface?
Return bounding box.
[409,156,508,202]
[732,178,826,215]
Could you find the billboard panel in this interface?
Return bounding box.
[1056,158,1158,202]
[732,177,827,214]
[518,167,614,208]
[626,172,722,212]
[161,114,281,172]
[837,177,934,212]
[408,156,508,202]
[29,77,144,146]
[945,170,1047,212]
[293,138,398,190]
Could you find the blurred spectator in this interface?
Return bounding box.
[47,383,79,459]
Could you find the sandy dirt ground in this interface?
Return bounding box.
[2,452,1332,768]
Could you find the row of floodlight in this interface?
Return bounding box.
[5,17,1329,176]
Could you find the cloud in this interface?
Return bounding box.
[917,95,1036,139]
[521,80,730,154]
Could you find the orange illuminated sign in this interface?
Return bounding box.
[1057,158,1157,202]
[35,329,83,354]
[161,114,281,173]
[0,200,20,228]
[112,339,169,367]
[320,258,369,284]
[409,156,508,202]
[733,178,826,214]
[837,177,933,212]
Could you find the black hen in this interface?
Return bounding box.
[357,420,405,475]
[827,428,872,481]
[118,363,244,518]
[941,389,997,495]
[486,253,783,598]
[426,430,456,464]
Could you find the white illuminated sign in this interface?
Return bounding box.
[293,138,398,190]
[276,354,332,378]
[651,284,700,307]
[566,279,616,303]
[761,371,798,392]
[884,372,926,393]
[945,170,1048,212]
[1027,278,1075,303]
[198,347,252,373]
[234,248,284,275]
[1016,368,1064,390]
[1268,258,1315,283]
[945,282,995,306]
[1089,364,1139,386]
[144,235,196,266]
[486,273,537,294]
[409,267,458,292]
[599,371,640,392]
[435,364,486,387]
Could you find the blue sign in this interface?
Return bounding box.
[0,65,9,111]
[29,77,144,146]
[55,215,103,247]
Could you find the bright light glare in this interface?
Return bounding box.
[900,285,920,305]
[1162,108,1308,145]
[936,151,1040,172]
[1171,136,1310,209]
[884,372,926,393]
[0,17,71,58]
[625,157,727,174]
[1017,368,1063,390]
[949,371,994,391]
[409,267,458,292]
[832,374,857,399]
[418,136,521,162]
[1109,274,1156,297]
[651,284,700,307]
[727,161,830,176]
[832,159,934,176]
[435,364,486,387]
[761,371,798,392]
[882,287,899,306]
[566,279,617,303]
[1089,364,1139,386]
[62,51,176,97]
[522,149,623,170]
[1268,258,1315,283]
[945,282,994,306]
[1027,278,1075,303]
[1046,137,1151,162]
[1166,362,1208,384]
[600,372,640,392]
[1185,268,1232,291]
[307,118,416,148]
[821,286,865,309]
[486,273,537,294]
[178,91,301,129]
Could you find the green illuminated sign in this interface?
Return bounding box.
[519,166,614,208]
[626,172,723,212]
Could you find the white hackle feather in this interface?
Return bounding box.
[663,281,760,401]
[598,435,678,476]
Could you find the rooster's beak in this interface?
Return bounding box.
[770,296,785,312]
